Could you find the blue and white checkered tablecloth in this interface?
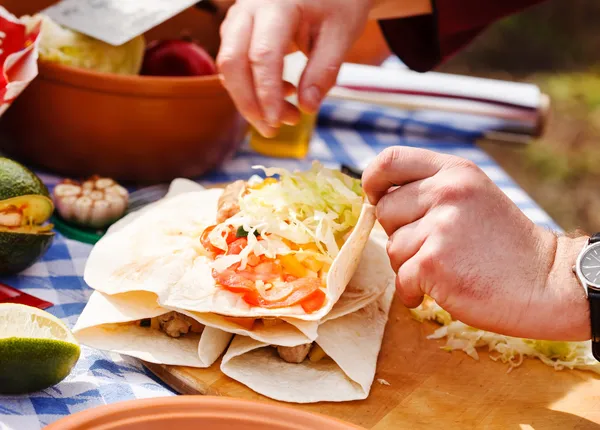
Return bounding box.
[0,96,559,430]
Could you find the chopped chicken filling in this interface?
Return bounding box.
[276,343,312,363]
[138,312,204,338]
[216,180,247,223]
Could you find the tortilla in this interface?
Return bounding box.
[220,281,395,403]
[83,177,377,321]
[73,290,232,368]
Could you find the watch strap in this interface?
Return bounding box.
[588,288,600,361]
[589,233,600,244]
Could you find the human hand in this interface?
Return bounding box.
[362,146,590,341]
[216,0,372,137]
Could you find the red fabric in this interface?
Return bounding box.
[379,0,548,72]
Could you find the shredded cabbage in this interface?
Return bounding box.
[211,161,364,271]
[411,297,600,375]
[20,14,145,75]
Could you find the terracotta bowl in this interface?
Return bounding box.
[0,1,247,184]
[43,396,366,430]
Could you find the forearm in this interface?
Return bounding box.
[369,0,432,20]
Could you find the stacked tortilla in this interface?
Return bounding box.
[74,173,396,403]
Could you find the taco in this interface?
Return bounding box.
[83,162,377,325]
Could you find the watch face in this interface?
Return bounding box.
[580,245,600,285]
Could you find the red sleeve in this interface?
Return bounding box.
[378,0,547,72]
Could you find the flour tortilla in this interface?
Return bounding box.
[220,282,395,403]
[73,290,232,367]
[84,177,377,321]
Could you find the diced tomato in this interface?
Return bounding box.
[246,254,261,267]
[284,274,298,282]
[242,290,260,307]
[224,225,237,244]
[227,238,248,255]
[300,288,326,313]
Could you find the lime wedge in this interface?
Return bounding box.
[0,304,81,394]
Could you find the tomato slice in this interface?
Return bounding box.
[213,269,255,293]
[300,288,326,313]
[256,283,295,302]
[246,278,322,309]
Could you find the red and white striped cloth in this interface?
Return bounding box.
[0,7,41,117]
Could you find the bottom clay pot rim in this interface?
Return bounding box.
[43,395,366,430]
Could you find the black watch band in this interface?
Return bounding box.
[588,288,600,361]
[586,232,600,360]
[589,233,600,244]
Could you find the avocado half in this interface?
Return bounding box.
[0,158,55,275]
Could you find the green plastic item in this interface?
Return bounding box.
[51,215,106,245]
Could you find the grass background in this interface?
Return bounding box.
[437,0,600,233]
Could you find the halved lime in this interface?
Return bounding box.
[0,304,81,394]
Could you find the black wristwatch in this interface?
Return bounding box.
[574,233,600,361]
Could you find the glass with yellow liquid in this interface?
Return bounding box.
[249,111,317,159]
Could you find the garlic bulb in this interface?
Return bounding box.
[53,176,128,229]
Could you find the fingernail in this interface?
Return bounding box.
[302,86,321,112]
[282,117,300,126]
[255,120,278,138]
[282,112,300,126]
[265,110,280,128]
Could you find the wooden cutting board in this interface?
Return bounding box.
[143,296,600,429]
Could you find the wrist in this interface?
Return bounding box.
[543,234,590,341]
